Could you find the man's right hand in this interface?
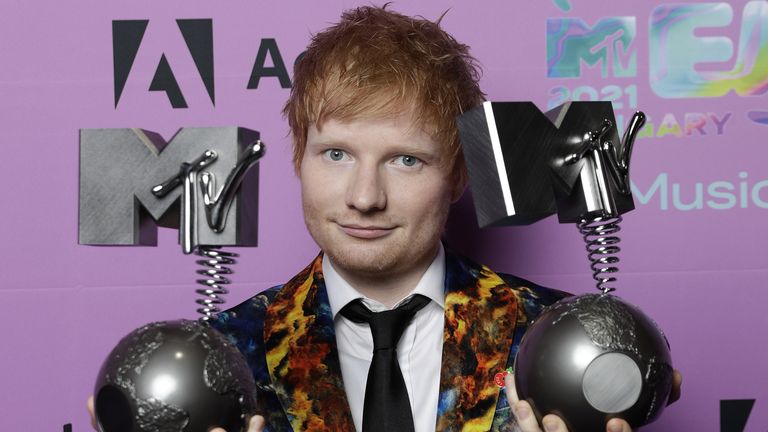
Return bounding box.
[87,395,266,432]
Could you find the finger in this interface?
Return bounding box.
[513,401,543,432]
[541,414,568,432]
[505,374,542,431]
[606,417,632,432]
[505,373,520,405]
[87,395,96,430]
[668,369,683,405]
[209,415,265,432]
[249,415,266,432]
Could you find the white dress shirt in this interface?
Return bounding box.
[323,245,446,432]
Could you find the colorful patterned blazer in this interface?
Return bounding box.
[211,250,567,431]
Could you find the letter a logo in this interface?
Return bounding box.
[112,19,215,108]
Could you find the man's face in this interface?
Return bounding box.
[299,113,458,280]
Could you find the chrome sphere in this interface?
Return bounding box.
[94,320,256,432]
[514,294,673,432]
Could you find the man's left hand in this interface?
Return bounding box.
[504,370,683,432]
[210,416,265,432]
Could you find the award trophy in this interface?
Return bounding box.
[458,102,674,431]
[79,128,265,432]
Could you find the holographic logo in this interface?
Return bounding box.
[747,110,768,125]
[650,2,768,99]
[552,0,571,13]
[547,17,636,78]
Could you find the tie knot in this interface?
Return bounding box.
[340,294,430,351]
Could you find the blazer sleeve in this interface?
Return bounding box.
[210,285,293,432]
[491,274,570,432]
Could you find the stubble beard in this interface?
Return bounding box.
[303,204,448,281]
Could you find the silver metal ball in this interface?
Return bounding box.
[514,294,673,432]
[94,320,256,432]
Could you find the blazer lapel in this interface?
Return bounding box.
[263,254,356,431]
[436,252,520,431]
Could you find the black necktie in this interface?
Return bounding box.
[339,294,431,432]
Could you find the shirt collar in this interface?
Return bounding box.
[323,243,446,318]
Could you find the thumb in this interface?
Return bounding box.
[210,416,265,432]
[87,395,97,430]
[249,415,266,432]
[606,417,632,432]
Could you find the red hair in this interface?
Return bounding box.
[283,5,484,186]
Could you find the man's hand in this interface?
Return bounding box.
[210,416,266,432]
[87,395,97,430]
[504,371,683,432]
[87,395,266,432]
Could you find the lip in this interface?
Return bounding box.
[337,223,395,239]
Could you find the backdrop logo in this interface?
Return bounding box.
[112,20,293,109]
[546,14,643,138]
[546,17,636,78]
[113,19,214,108]
[650,2,768,99]
[545,8,735,138]
[552,0,572,13]
[631,171,768,211]
[720,399,756,432]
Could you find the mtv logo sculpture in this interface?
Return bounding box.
[458,102,674,432]
[79,126,264,432]
[79,127,261,252]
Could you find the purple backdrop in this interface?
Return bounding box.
[1,0,767,431]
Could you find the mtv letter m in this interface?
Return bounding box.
[79,127,260,248]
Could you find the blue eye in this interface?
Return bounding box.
[326,149,346,161]
[399,155,420,167]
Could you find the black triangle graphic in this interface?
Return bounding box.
[113,20,149,108]
[177,19,215,105]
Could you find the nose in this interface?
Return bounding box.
[346,163,387,212]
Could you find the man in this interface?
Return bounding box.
[210,5,682,432]
[89,5,679,432]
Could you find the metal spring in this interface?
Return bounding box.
[577,213,623,294]
[195,246,238,320]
